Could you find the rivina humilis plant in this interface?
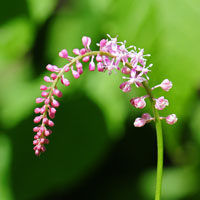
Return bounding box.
[33,34,177,200]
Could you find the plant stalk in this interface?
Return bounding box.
[143,81,163,200]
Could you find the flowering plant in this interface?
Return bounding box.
[33,34,177,200]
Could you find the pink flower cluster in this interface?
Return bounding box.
[33,34,177,155]
[130,78,177,127]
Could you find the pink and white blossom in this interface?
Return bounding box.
[134,118,146,127]
[166,114,177,125]
[160,79,172,91]
[33,34,176,156]
[130,97,146,109]
[155,96,169,110]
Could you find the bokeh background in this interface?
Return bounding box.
[0,0,200,199]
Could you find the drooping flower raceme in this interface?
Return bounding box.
[33,34,177,156]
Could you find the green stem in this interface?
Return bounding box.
[143,81,163,200]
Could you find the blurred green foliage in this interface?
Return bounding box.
[0,0,200,199]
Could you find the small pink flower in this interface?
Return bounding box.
[80,48,87,55]
[43,117,48,124]
[46,64,60,72]
[33,126,40,132]
[34,116,42,123]
[76,61,83,69]
[82,56,90,62]
[40,138,45,144]
[121,67,131,74]
[36,98,44,104]
[41,146,46,152]
[33,140,38,145]
[72,69,80,79]
[166,114,177,125]
[44,98,50,105]
[50,73,57,80]
[77,68,83,74]
[50,107,56,114]
[59,49,68,59]
[76,62,83,74]
[34,108,41,114]
[53,89,62,98]
[51,99,60,108]
[64,65,70,72]
[37,131,42,137]
[155,96,169,110]
[97,62,104,72]
[89,58,95,71]
[49,112,55,119]
[97,39,107,50]
[34,135,39,139]
[73,48,80,55]
[48,120,54,127]
[61,75,70,86]
[40,106,46,113]
[142,113,152,121]
[160,79,172,91]
[96,55,103,62]
[44,130,50,136]
[44,76,52,83]
[44,139,49,144]
[41,91,49,97]
[82,36,91,49]
[120,81,131,93]
[130,97,146,109]
[35,149,40,156]
[40,85,48,90]
[134,118,146,127]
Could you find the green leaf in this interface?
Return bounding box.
[26,0,58,24]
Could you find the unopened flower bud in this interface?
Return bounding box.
[166,114,177,125]
[142,113,152,121]
[41,91,49,97]
[51,99,60,108]
[82,56,90,62]
[53,89,62,98]
[82,36,91,49]
[46,64,60,72]
[155,96,169,110]
[73,48,80,55]
[61,75,70,86]
[34,116,42,123]
[34,108,41,114]
[72,69,80,79]
[134,118,146,127]
[160,79,172,91]
[130,97,146,109]
[96,55,103,62]
[44,76,52,82]
[48,120,54,127]
[89,60,95,71]
[121,67,131,74]
[97,62,104,72]
[120,81,131,93]
[59,49,68,58]
[50,73,57,80]
[40,85,48,90]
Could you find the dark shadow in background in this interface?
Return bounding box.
[0,0,29,25]
[40,118,172,200]
[9,92,110,200]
